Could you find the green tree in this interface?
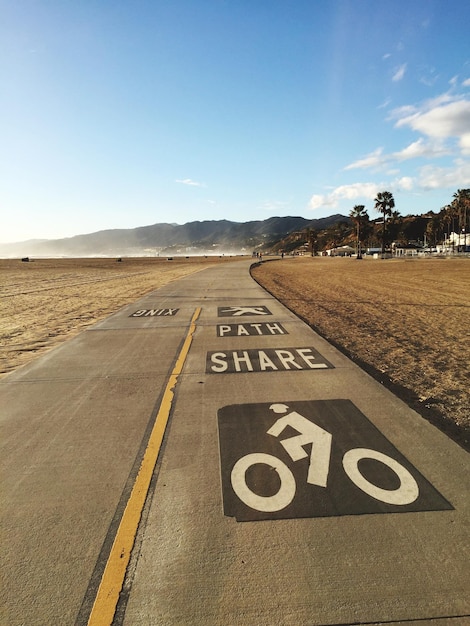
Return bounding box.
[374,190,395,257]
[349,205,369,258]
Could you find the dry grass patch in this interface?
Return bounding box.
[252,256,470,450]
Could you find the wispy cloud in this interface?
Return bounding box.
[394,176,414,191]
[344,148,385,171]
[377,98,391,110]
[310,159,470,213]
[375,89,470,159]
[394,138,449,160]
[309,182,382,211]
[392,63,407,82]
[394,98,470,154]
[344,139,449,172]
[260,200,291,212]
[418,159,470,189]
[175,178,205,187]
[419,66,439,87]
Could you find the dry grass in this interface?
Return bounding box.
[252,256,470,451]
[0,256,243,376]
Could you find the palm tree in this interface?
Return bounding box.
[452,189,470,251]
[349,205,368,258]
[444,203,458,252]
[374,191,395,257]
[426,214,442,248]
[307,228,318,256]
[387,210,403,245]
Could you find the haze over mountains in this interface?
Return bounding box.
[0,215,347,257]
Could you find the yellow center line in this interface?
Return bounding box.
[87,306,202,626]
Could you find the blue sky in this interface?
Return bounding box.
[1,0,469,243]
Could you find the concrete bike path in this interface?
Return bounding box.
[1,259,468,626]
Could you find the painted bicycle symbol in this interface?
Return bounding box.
[231,403,419,513]
[217,400,452,521]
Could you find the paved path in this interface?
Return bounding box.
[1,259,469,626]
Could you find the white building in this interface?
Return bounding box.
[325,245,356,257]
[438,231,470,253]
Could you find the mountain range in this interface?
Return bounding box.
[0,215,348,257]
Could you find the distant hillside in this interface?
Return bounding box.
[0,215,348,257]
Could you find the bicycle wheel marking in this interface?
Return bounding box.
[217,400,453,521]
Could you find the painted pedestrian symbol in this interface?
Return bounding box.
[217,400,453,521]
[218,306,272,317]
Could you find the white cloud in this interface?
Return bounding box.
[344,139,448,172]
[175,178,205,187]
[335,182,382,199]
[394,176,414,191]
[309,182,382,210]
[344,148,385,170]
[389,90,470,160]
[463,78,470,87]
[418,160,470,189]
[394,139,428,160]
[309,194,336,210]
[395,99,470,140]
[460,134,470,155]
[326,88,470,214]
[377,98,391,110]
[392,63,407,82]
[393,138,449,160]
[388,104,417,120]
[388,92,455,123]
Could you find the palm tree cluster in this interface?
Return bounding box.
[271,188,469,256]
[348,188,469,256]
[426,189,470,250]
[349,205,369,258]
[374,191,395,257]
[349,190,396,258]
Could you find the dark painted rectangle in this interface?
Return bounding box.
[206,347,333,373]
[216,322,288,337]
[218,399,453,521]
